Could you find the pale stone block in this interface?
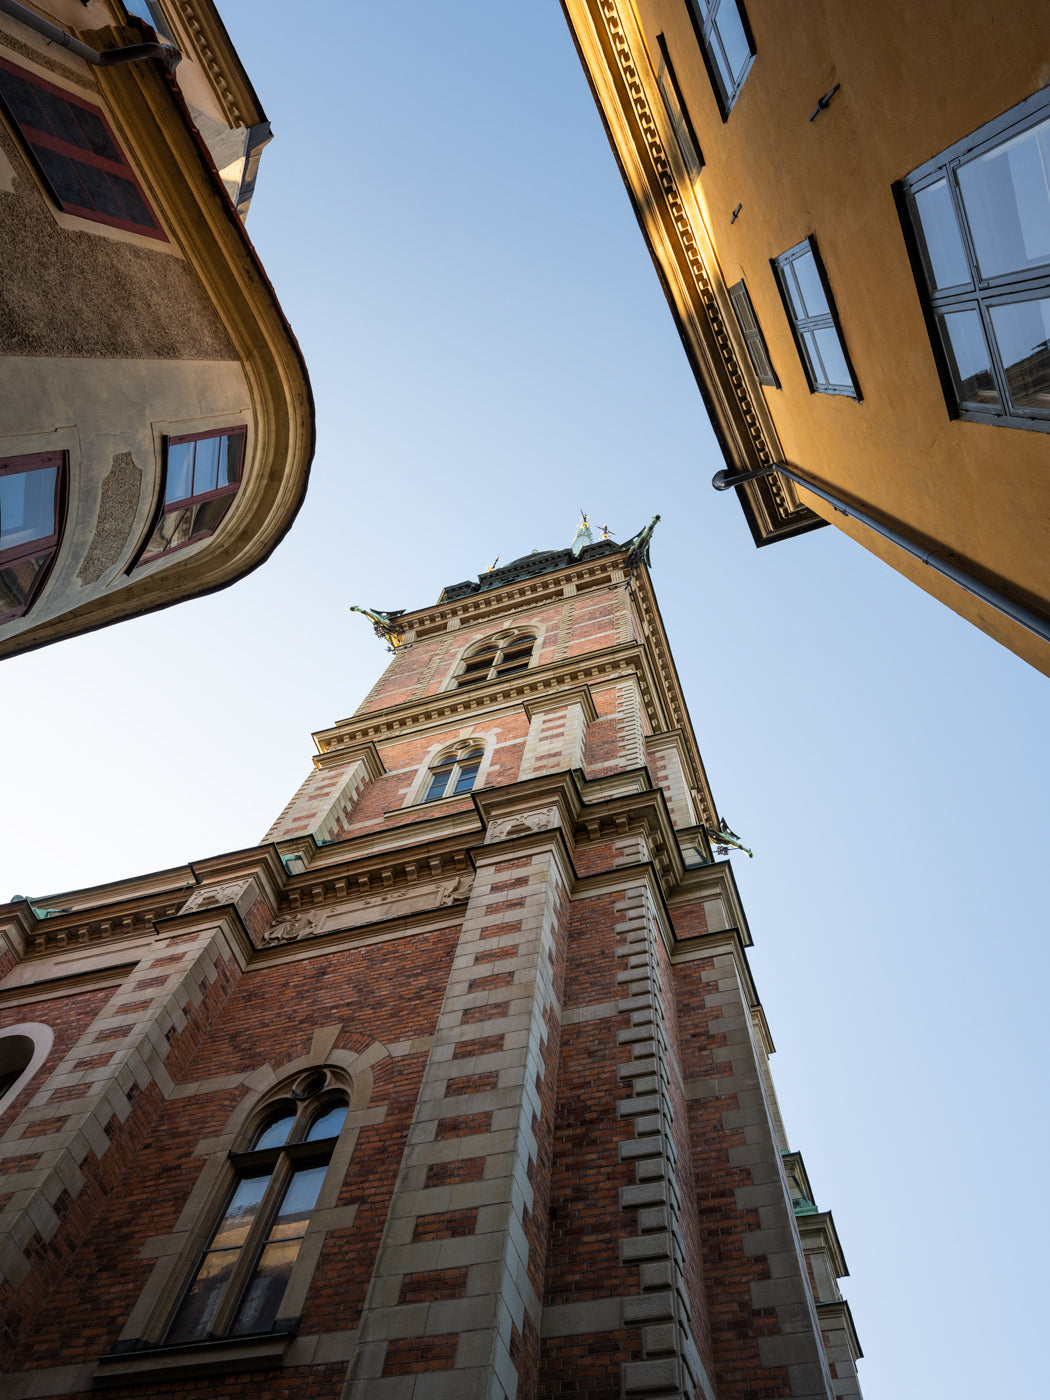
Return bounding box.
[620,1231,670,1262]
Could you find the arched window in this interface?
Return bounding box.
[0,1023,53,1115]
[455,634,534,689]
[422,745,484,803]
[166,1072,349,1343]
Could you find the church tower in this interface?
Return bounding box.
[0,528,862,1399]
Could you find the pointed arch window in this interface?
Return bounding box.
[455,634,534,689]
[423,746,484,803]
[166,1077,348,1344]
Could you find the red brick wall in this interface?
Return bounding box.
[674,957,793,1398]
[0,986,110,1134]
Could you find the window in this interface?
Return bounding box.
[656,35,703,180]
[772,239,859,397]
[0,57,164,240]
[728,280,778,387]
[685,0,754,116]
[166,1079,348,1344]
[0,452,66,623]
[455,634,534,689]
[422,746,484,803]
[899,90,1050,430]
[0,1024,54,1116]
[136,427,246,564]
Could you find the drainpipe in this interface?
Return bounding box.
[0,0,180,70]
[712,461,1050,648]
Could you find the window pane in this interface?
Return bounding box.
[0,68,44,130]
[253,1109,296,1150]
[989,297,1050,411]
[939,309,1000,405]
[0,467,56,549]
[230,1238,301,1336]
[275,1163,328,1219]
[453,763,480,794]
[812,326,852,390]
[165,443,194,503]
[304,1102,347,1141]
[166,1245,239,1342]
[958,118,1050,279]
[192,437,221,496]
[31,145,87,207]
[424,771,450,801]
[714,0,751,85]
[217,433,244,488]
[0,552,50,614]
[791,250,830,319]
[211,1173,270,1250]
[913,180,972,290]
[68,104,120,161]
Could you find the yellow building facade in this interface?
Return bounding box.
[561,0,1050,672]
[0,0,312,658]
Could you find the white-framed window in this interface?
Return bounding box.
[421,745,485,803]
[453,632,535,690]
[899,88,1050,430]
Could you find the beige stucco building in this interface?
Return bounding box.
[561,0,1050,673]
[0,0,312,658]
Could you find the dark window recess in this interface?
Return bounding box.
[728,280,778,386]
[456,635,534,689]
[685,0,754,116]
[0,57,164,239]
[899,90,1050,431]
[655,35,703,179]
[135,428,246,565]
[772,239,860,397]
[0,452,67,624]
[423,748,484,803]
[166,1095,348,1344]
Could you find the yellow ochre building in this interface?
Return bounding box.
[561,0,1050,673]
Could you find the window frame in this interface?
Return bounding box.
[771,238,861,398]
[728,279,779,388]
[453,632,536,691]
[655,34,704,181]
[132,426,247,567]
[0,451,67,624]
[165,1084,349,1345]
[896,88,1050,433]
[420,744,486,805]
[684,0,756,119]
[0,56,165,241]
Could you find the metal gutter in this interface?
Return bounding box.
[0,0,180,69]
[713,461,1050,646]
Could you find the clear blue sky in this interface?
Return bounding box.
[2,4,1048,1395]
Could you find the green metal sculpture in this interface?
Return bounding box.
[349,605,405,649]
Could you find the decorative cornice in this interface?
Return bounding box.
[564,0,818,541]
[317,644,668,750]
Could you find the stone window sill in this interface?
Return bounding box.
[93,1331,291,1387]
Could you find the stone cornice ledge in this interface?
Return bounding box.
[317,645,671,751]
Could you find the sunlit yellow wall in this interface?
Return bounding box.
[571,0,1050,671]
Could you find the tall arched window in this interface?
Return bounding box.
[166,1073,348,1343]
[455,634,534,688]
[422,745,484,803]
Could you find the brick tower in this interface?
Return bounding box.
[0,528,862,1399]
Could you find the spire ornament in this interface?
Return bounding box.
[571,510,593,556]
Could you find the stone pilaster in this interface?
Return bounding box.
[342,831,570,1399]
[613,881,713,1400]
[262,742,385,843]
[684,935,836,1399]
[644,731,699,830]
[518,687,597,783]
[0,901,251,1301]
